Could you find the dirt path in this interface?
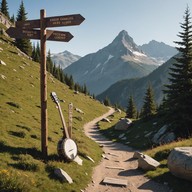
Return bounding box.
[83,108,170,192]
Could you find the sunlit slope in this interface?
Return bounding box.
[0,33,108,191]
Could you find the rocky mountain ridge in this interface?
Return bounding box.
[64,30,159,95]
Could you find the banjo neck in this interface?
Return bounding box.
[57,102,69,138]
[50,92,70,138]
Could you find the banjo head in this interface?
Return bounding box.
[57,138,78,161]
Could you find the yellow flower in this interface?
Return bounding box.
[0,169,9,176]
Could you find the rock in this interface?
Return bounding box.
[152,125,168,144]
[75,107,84,114]
[114,118,132,131]
[133,151,143,159]
[19,65,25,69]
[168,147,192,182]
[0,60,6,65]
[54,168,73,183]
[74,155,83,165]
[101,117,111,123]
[116,108,121,113]
[158,132,176,144]
[119,133,125,138]
[138,154,160,171]
[144,131,153,137]
[0,74,6,79]
[86,155,95,163]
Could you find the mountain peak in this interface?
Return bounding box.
[110,30,140,55]
[113,30,134,45]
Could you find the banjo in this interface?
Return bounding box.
[50,92,78,161]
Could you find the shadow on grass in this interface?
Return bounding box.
[144,172,192,192]
[0,141,42,160]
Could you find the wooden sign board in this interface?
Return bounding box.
[46,30,73,42]
[15,14,85,29]
[46,14,85,28]
[6,27,40,39]
[16,19,40,29]
[6,27,73,42]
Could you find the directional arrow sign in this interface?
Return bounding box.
[15,14,85,29]
[46,30,73,42]
[16,19,40,29]
[6,27,73,42]
[45,14,85,28]
[6,27,40,39]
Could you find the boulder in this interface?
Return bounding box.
[114,118,132,131]
[152,125,168,144]
[133,151,143,159]
[168,147,192,182]
[138,154,160,171]
[158,132,176,144]
[54,168,73,183]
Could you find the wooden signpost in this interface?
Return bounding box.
[6,9,85,160]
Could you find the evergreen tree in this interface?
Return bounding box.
[164,6,192,137]
[46,49,53,72]
[31,43,36,61]
[15,1,32,56]
[126,95,137,119]
[82,83,88,95]
[0,0,9,19]
[10,14,15,23]
[141,84,157,119]
[103,96,111,106]
[32,42,40,62]
[35,42,40,62]
[68,75,74,90]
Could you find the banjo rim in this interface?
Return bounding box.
[57,138,78,161]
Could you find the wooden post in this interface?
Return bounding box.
[68,103,73,138]
[40,9,48,159]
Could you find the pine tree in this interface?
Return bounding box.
[46,49,53,72]
[141,84,157,119]
[0,0,9,19]
[164,6,192,137]
[10,14,15,23]
[15,1,32,56]
[68,75,74,90]
[126,95,137,119]
[103,96,111,106]
[82,83,87,94]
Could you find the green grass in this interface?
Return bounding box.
[0,33,108,191]
[99,113,192,192]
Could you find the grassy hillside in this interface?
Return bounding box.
[0,33,108,191]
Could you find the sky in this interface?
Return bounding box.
[6,0,192,56]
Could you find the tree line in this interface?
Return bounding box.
[1,0,91,96]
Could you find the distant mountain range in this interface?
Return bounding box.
[139,40,177,64]
[64,30,163,95]
[97,55,177,110]
[51,50,81,69]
